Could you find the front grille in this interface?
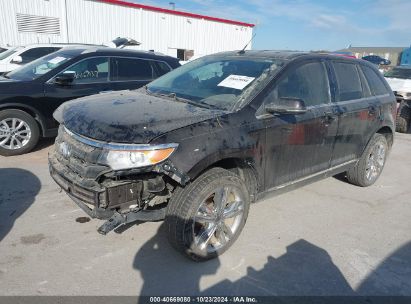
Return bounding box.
[54,126,109,179]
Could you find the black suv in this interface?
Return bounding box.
[0,47,180,156]
[49,51,396,261]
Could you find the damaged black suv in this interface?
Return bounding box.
[49,51,396,261]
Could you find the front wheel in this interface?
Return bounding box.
[165,167,250,261]
[0,109,40,156]
[346,133,388,187]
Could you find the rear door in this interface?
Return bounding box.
[262,60,338,188]
[109,57,172,91]
[329,61,375,166]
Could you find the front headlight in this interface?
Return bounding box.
[98,144,178,170]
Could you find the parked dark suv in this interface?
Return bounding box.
[0,47,180,156]
[49,51,396,261]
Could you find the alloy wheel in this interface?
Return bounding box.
[0,118,32,150]
[192,185,245,253]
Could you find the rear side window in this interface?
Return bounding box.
[333,62,363,101]
[111,57,155,81]
[361,65,388,96]
[153,61,171,77]
[271,61,330,107]
[19,47,60,64]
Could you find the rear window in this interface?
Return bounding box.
[362,65,389,96]
[333,62,363,101]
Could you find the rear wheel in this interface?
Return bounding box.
[396,102,410,133]
[0,109,40,156]
[165,167,250,261]
[346,133,388,187]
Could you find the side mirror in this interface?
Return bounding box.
[11,55,23,64]
[54,73,75,86]
[265,97,307,114]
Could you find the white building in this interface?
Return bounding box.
[0,0,254,60]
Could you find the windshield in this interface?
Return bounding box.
[147,56,285,110]
[384,68,411,80]
[6,52,74,81]
[0,47,18,61]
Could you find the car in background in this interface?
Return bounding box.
[0,47,180,156]
[0,46,10,54]
[0,44,95,74]
[384,66,411,132]
[0,38,138,74]
[362,55,391,66]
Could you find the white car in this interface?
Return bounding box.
[0,38,140,74]
[0,44,81,74]
[384,66,411,133]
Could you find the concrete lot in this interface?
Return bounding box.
[0,133,410,296]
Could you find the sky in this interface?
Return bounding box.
[130,0,411,51]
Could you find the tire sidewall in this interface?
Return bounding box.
[166,168,250,261]
[361,134,388,187]
[0,109,40,156]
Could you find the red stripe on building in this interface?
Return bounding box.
[99,0,255,27]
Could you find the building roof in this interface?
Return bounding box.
[98,0,255,27]
[337,46,407,53]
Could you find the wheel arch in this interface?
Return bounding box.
[376,125,394,149]
[0,103,47,137]
[187,156,261,202]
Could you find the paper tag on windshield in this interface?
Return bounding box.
[217,75,255,90]
[48,56,66,65]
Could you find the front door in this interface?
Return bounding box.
[43,56,110,128]
[261,60,338,189]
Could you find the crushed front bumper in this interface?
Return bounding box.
[49,147,144,219]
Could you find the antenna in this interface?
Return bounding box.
[238,33,256,54]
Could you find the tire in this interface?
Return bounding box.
[0,109,40,156]
[396,102,410,133]
[346,133,388,187]
[165,167,250,261]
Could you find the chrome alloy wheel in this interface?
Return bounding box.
[0,118,32,150]
[193,185,246,253]
[365,142,386,182]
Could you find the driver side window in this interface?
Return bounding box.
[265,61,330,107]
[62,57,109,84]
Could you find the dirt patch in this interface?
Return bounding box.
[76,217,91,223]
[20,233,46,245]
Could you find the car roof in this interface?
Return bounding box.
[206,50,364,63]
[56,46,177,61]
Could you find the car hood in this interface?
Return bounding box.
[385,77,411,93]
[55,90,227,144]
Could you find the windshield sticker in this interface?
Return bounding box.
[217,75,255,90]
[48,56,67,65]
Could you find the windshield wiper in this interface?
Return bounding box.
[169,93,216,110]
[2,73,10,79]
[145,87,216,110]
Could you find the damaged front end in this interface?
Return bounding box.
[48,126,189,234]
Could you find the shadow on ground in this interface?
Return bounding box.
[0,168,41,242]
[31,137,55,153]
[133,221,411,296]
